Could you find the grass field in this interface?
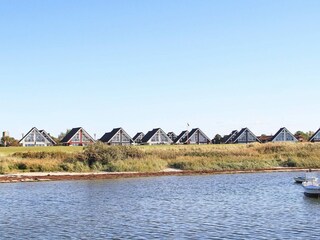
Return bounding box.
[0,146,83,156]
[1,143,320,174]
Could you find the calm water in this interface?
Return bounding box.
[1,172,320,239]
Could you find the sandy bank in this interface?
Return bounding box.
[0,167,318,184]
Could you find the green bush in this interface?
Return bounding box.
[281,158,297,167]
[80,143,145,166]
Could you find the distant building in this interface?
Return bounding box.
[174,128,210,144]
[132,132,144,144]
[39,130,56,146]
[258,127,298,143]
[187,128,211,144]
[223,128,260,144]
[60,127,95,146]
[270,127,298,142]
[100,128,133,145]
[309,128,320,142]
[174,130,189,144]
[19,127,55,147]
[167,132,177,142]
[141,128,172,145]
[222,130,238,144]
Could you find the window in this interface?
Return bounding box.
[71,133,80,142]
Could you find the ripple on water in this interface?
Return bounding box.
[1,172,320,239]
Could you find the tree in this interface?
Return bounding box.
[58,129,71,141]
[213,134,222,144]
[294,131,314,142]
[1,136,20,147]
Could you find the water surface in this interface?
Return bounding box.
[1,172,320,239]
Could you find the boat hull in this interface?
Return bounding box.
[303,186,320,198]
[304,192,320,198]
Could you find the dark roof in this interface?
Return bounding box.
[186,128,210,142]
[100,128,121,143]
[309,128,320,142]
[233,128,260,143]
[187,128,198,140]
[167,132,177,141]
[270,127,297,142]
[174,130,188,143]
[60,127,82,143]
[167,132,177,137]
[222,130,238,143]
[39,130,56,145]
[100,128,133,143]
[141,128,160,143]
[132,132,144,141]
[19,127,37,143]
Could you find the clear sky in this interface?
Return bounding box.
[1,0,320,139]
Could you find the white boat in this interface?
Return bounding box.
[302,178,320,198]
[294,175,317,183]
[294,176,306,183]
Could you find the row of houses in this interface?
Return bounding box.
[17,126,320,147]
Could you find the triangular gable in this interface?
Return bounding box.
[223,130,238,144]
[309,128,320,142]
[167,132,177,141]
[142,128,172,144]
[100,128,133,144]
[61,127,95,144]
[187,128,210,144]
[19,127,51,145]
[39,130,56,145]
[271,127,298,142]
[132,132,144,143]
[234,128,260,143]
[174,130,189,144]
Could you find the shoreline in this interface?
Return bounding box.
[0,167,318,183]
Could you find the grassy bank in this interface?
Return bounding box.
[1,142,320,174]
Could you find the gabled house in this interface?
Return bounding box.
[60,127,95,146]
[132,132,144,144]
[174,130,189,144]
[39,130,56,146]
[270,127,298,142]
[167,132,177,142]
[232,128,260,144]
[187,128,211,144]
[19,127,54,147]
[141,128,172,145]
[309,128,320,142]
[222,130,238,144]
[100,128,133,145]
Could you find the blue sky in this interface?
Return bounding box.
[1,0,320,139]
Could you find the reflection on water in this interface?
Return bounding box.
[1,172,320,239]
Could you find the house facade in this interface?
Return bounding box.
[270,127,298,142]
[309,128,320,142]
[167,132,177,142]
[186,128,211,144]
[141,128,172,145]
[132,132,144,144]
[174,130,189,144]
[222,130,238,144]
[223,128,260,144]
[39,130,56,146]
[60,127,95,146]
[19,127,55,147]
[100,128,133,145]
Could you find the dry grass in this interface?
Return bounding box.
[1,142,320,173]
